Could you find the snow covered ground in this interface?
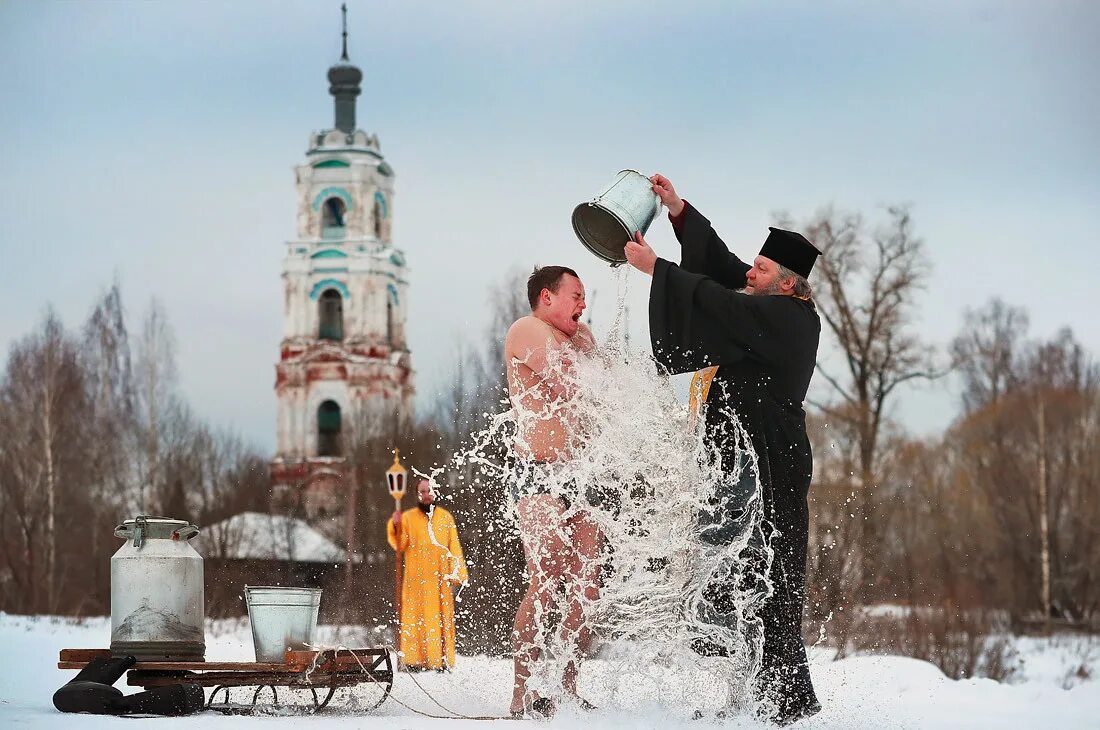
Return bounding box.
[1,613,1096,729]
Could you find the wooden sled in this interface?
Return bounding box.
[58,647,394,714]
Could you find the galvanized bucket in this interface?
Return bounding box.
[572,169,662,266]
[244,586,322,663]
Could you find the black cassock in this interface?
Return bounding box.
[647,202,820,721]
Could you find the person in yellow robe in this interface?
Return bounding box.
[387,478,469,670]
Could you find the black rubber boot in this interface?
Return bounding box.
[53,656,137,714]
[118,684,206,716]
[52,681,125,714]
[70,656,137,685]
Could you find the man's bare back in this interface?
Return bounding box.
[505,315,594,462]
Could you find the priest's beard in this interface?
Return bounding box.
[438,267,773,719]
[740,280,782,296]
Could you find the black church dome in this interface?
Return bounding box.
[328,62,362,88]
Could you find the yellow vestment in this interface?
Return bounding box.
[689,366,720,425]
[386,505,468,669]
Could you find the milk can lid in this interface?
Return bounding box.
[114,516,200,541]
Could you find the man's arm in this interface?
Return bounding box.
[669,260,803,366]
[504,318,574,399]
[650,173,749,289]
[386,513,410,552]
[671,203,750,289]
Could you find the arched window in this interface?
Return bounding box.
[386,297,394,347]
[321,197,346,239]
[318,289,343,340]
[317,400,341,457]
[372,197,383,239]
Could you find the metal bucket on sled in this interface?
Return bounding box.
[244,586,322,663]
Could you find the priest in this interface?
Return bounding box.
[624,173,822,724]
[387,478,469,671]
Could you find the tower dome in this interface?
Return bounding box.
[328,4,362,134]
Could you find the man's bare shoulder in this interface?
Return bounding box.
[505,316,554,352]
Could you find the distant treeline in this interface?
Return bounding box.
[0,284,270,615]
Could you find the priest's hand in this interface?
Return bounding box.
[392,509,402,525]
[649,173,685,217]
[625,231,657,276]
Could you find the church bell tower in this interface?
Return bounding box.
[271,7,414,518]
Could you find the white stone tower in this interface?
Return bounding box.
[271,8,414,517]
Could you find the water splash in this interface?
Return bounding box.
[441,268,774,716]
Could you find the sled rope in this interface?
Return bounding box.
[385,644,512,721]
[306,642,510,721]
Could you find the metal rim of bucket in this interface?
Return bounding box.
[571,203,631,265]
[244,586,322,606]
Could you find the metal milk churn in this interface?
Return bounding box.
[110,516,205,661]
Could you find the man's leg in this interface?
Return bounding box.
[560,509,604,700]
[511,494,569,715]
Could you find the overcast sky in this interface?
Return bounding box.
[1,0,1097,453]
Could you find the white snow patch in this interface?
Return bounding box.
[1,614,1096,728]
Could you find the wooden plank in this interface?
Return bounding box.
[59,661,295,672]
[59,649,111,662]
[284,648,387,672]
[285,648,386,663]
[60,648,388,673]
[127,671,386,689]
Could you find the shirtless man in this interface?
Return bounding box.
[504,265,601,718]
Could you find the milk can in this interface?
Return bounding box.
[110,516,205,661]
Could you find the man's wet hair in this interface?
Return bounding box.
[527,265,579,310]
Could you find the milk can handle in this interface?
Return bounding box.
[173,525,200,541]
[132,515,148,547]
[112,515,150,547]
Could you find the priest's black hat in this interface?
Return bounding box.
[759,227,820,279]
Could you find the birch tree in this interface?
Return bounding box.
[0,310,87,611]
[133,299,179,514]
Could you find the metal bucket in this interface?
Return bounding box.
[244,586,322,663]
[572,169,662,265]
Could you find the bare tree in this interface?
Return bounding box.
[780,205,940,598]
[0,310,88,612]
[949,317,1100,625]
[81,281,136,582]
[0,283,276,615]
[951,298,1029,413]
[133,298,179,514]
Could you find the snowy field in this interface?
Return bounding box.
[1,613,1097,729]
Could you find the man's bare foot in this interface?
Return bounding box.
[510,693,556,719]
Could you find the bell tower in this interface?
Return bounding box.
[271,6,414,519]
